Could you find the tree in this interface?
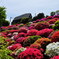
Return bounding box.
[0,6,9,26]
[32,13,45,21]
[55,10,59,15]
[50,12,55,16]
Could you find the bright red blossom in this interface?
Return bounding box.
[8,43,22,51]
[27,29,38,36]
[18,48,43,59]
[37,28,53,37]
[51,31,59,42]
[50,56,59,59]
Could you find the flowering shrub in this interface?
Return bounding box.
[18,32,26,37]
[18,28,28,33]
[28,26,35,30]
[37,28,53,37]
[45,42,59,57]
[34,38,51,49]
[52,20,59,30]
[53,15,59,18]
[47,16,53,19]
[16,37,28,44]
[27,29,38,36]
[48,19,56,24]
[15,47,26,55]
[50,56,59,59]
[40,18,47,21]
[17,48,43,59]
[30,44,41,49]
[8,43,22,51]
[35,21,50,30]
[7,33,12,37]
[7,25,18,30]
[23,36,41,47]
[51,31,59,42]
[9,30,18,33]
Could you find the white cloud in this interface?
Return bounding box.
[0,0,59,20]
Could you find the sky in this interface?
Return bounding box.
[0,0,59,21]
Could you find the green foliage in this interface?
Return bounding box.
[0,48,13,59]
[0,6,10,27]
[0,36,6,44]
[2,20,10,26]
[56,10,59,13]
[12,17,32,24]
[55,20,59,25]
[52,20,59,30]
[0,36,14,59]
[0,6,6,20]
[18,24,24,27]
[50,12,55,16]
[23,36,41,47]
[20,17,32,24]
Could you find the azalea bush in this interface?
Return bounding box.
[17,48,43,59]
[23,36,41,47]
[51,31,59,42]
[7,43,22,51]
[50,56,59,59]
[48,19,56,24]
[52,20,59,30]
[34,38,51,49]
[30,43,41,49]
[35,21,50,30]
[18,28,28,33]
[27,29,38,36]
[37,28,53,37]
[45,42,59,57]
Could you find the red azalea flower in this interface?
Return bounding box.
[37,28,53,37]
[16,37,29,43]
[7,33,12,37]
[35,22,50,30]
[18,32,26,37]
[9,30,18,33]
[18,28,28,33]
[18,48,43,59]
[47,16,53,19]
[13,35,19,40]
[53,15,59,18]
[27,29,38,36]
[50,56,59,59]
[30,44,41,49]
[16,37,25,43]
[5,39,11,42]
[8,43,22,51]
[51,31,59,42]
[48,19,56,24]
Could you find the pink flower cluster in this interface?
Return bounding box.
[37,28,53,37]
[8,43,22,51]
[50,56,59,59]
[18,48,43,59]
[27,29,38,36]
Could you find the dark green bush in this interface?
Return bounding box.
[20,17,32,24]
[32,13,45,21]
